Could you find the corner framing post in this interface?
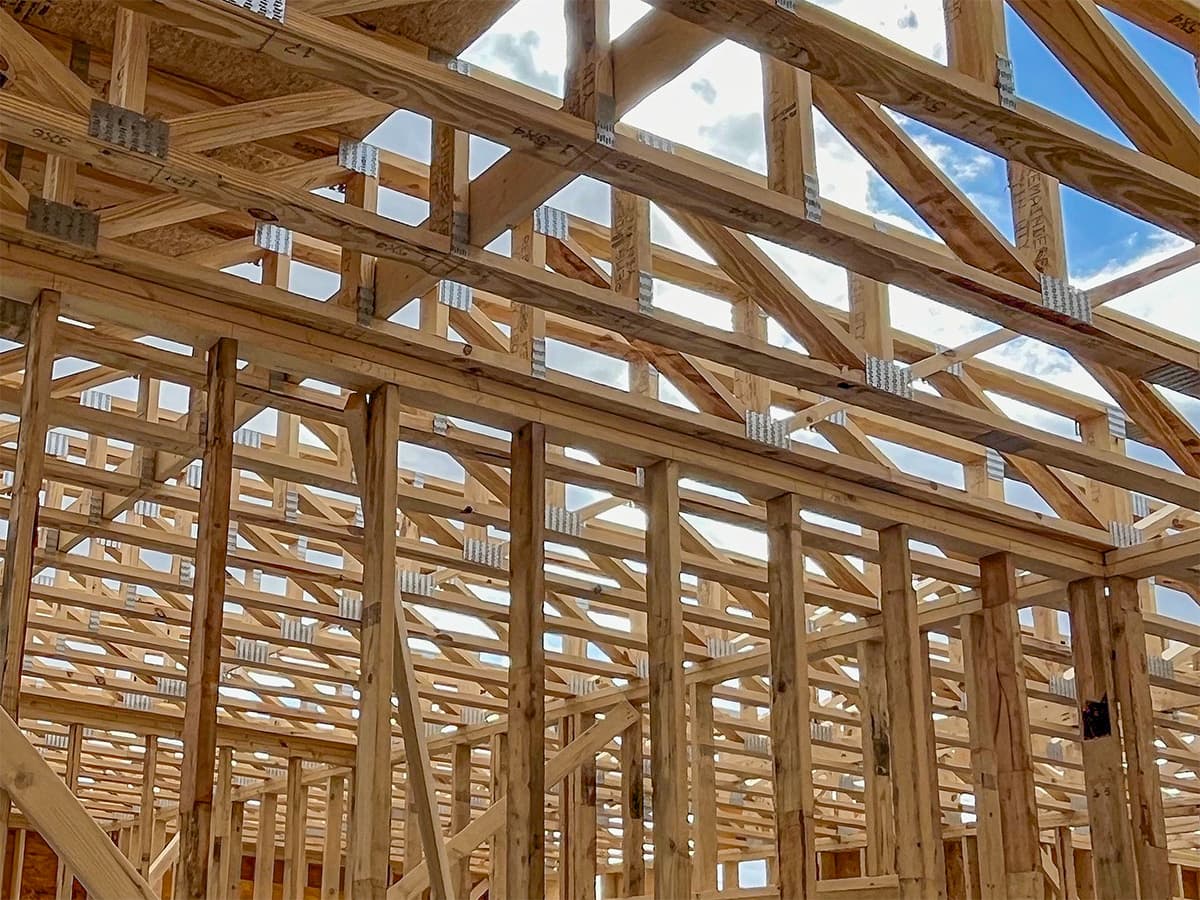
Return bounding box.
[507,422,547,899]
[1108,576,1170,898]
[0,288,58,846]
[765,493,817,899]
[644,460,689,900]
[879,524,946,900]
[174,336,238,900]
[1067,577,1137,899]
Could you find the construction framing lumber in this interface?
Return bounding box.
[0,1,1196,897]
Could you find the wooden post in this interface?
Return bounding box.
[1067,577,1137,899]
[253,792,278,900]
[643,460,689,900]
[857,639,895,876]
[322,774,346,899]
[489,732,508,900]
[507,421,546,899]
[138,735,159,878]
[963,552,1041,898]
[174,336,238,900]
[7,828,25,900]
[879,524,946,900]
[283,757,308,900]
[1108,576,1170,898]
[452,742,474,898]
[55,723,84,900]
[568,713,598,900]
[690,683,718,893]
[225,801,245,900]
[350,384,419,898]
[765,493,817,899]
[0,289,58,843]
[209,747,235,892]
[620,710,645,897]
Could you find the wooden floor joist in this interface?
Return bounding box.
[0,1,1197,898]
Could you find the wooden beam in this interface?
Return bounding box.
[108,8,149,111]
[0,707,157,900]
[765,494,817,899]
[1066,577,1138,899]
[506,421,547,899]
[638,0,1200,240]
[173,336,238,900]
[1008,0,1200,175]
[644,460,689,900]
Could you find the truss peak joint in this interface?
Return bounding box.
[89,99,170,160]
[26,196,98,249]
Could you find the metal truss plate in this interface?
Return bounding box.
[532,205,569,240]
[1108,521,1143,548]
[224,0,286,20]
[995,55,1016,111]
[745,410,790,449]
[1039,273,1092,324]
[865,355,913,398]
[984,448,1005,481]
[637,271,654,314]
[89,100,169,159]
[595,93,616,149]
[338,138,379,178]
[254,221,293,256]
[1143,361,1200,397]
[26,196,98,249]
[531,336,547,378]
[635,129,675,154]
[802,172,822,223]
[438,279,473,311]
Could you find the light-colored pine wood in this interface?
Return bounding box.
[174,337,238,900]
[506,421,547,900]
[644,460,689,900]
[765,493,817,900]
